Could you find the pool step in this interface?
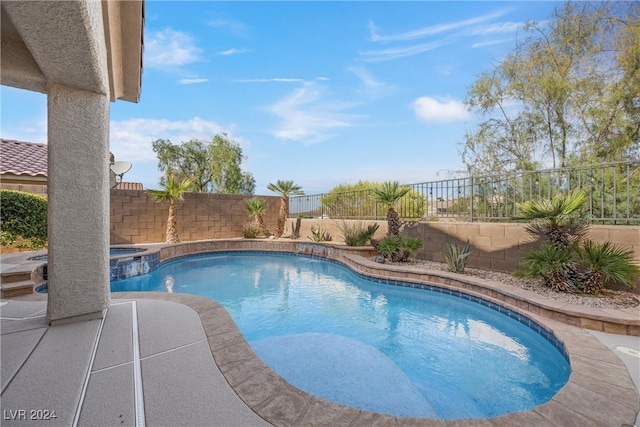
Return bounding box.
[1,264,46,298]
[1,279,43,298]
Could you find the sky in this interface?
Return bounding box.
[1,1,563,195]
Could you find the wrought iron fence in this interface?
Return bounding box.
[289,160,640,224]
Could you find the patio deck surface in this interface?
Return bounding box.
[1,289,638,427]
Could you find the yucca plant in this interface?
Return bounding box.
[575,240,640,294]
[371,181,410,236]
[441,240,472,273]
[515,244,578,292]
[246,197,269,237]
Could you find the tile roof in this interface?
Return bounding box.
[1,139,48,177]
[115,182,144,190]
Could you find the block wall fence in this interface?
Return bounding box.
[111,190,639,290]
[110,189,281,244]
[288,218,640,291]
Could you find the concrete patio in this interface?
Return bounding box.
[1,290,639,427]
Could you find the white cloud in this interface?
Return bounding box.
[471,39,512,48]
[218,48,250,56]
[109,117,230,162]
[468,21,523,36]
[359,39,451,63]
[233,78,304,83]
[269,83,362,145]
[369,9,510,42]
[1,115,47,144]
[207,18,249,37]
[348,66,394,98]
[348,66,384,89]
[413,97,470,123]
[178,78,209,85]
[145,28,202,68]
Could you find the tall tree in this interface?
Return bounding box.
[321,181,425,219]
[267,180,304,237]
[152,133,255,194]
[147,174,194,244]
[462,1,640,175]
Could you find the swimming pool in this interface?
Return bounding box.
[111,252,571,419]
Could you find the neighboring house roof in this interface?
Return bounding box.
[1,138,143,189]
[0,139,48,177]
[115,182,143,190]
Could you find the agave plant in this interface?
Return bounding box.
[371,181,410,236]
[441,240,472,273]
[575,240,640,294]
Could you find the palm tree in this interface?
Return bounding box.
[515,190,588,292]
[147,174,194,244]
[576,240,640,294]
[371,181,410,236]
[515,190,588,249]
[246,197,268,236]
[267,180,304,237]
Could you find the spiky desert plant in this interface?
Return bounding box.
[376,235,422,262]
[515,244,578,292]
[246,197,269,236]
[308,226,332,242]
[516,190,589,249]
[371,181,410,236]
[147,174,194,244]
[575,240,640,294]
[339,221,380,246]
[242,223,261,238]
[441,240,473,273]
[267,180,304,237]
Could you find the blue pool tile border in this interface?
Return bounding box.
[136,250,571,363]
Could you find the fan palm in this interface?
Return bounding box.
[371,181,410,236]
[516,190,588,249]
[246,197,268,236]
[147,174,194,243]
[576,240,640,294]
[267,180,304,237]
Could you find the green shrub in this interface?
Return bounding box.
[576,240,640,293]
[242,223,261,238]
[441,240,472,273]
[376,235,423,262]
[338,220,379,246]
[308,226,332,242]
[0,190,48,249]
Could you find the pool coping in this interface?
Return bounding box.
[110,291,639,426]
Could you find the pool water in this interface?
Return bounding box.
[111,252,571,419]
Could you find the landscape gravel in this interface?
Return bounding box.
[386,259,639,310]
